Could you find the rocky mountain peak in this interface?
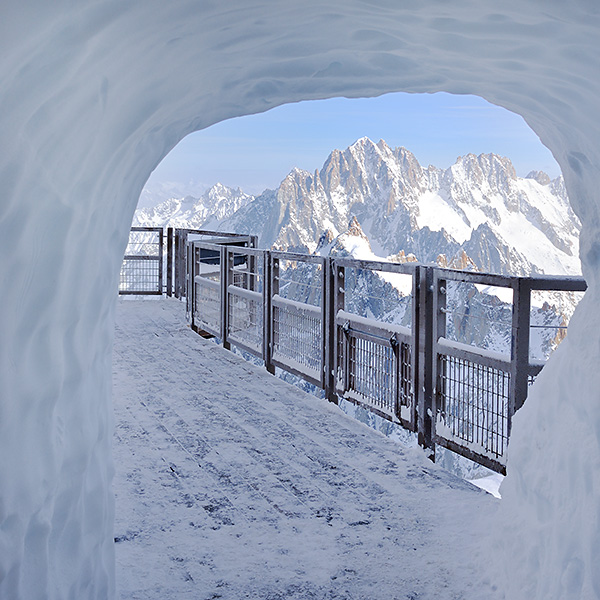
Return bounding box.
[136,136,579,278]
[526,170,551,185]
[315,228,335,253]
[388,250,418,264]
[347,215,367,238]
[451,152,517,191]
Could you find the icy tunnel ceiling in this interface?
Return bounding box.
[3,1,600,259]
[2,1,600,599]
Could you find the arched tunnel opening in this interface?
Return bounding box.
[127,90,582,492]
[2,2,600,599]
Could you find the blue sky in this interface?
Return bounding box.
[145,92,560,197]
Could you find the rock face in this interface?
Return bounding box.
[142,137,581,277]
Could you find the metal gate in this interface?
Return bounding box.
[119,227,163,294]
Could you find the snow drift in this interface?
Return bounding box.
[1,1,600,598]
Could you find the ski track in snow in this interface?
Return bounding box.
[113,297,499,600]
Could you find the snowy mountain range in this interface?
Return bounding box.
[135,182,253,229]
[135,137,581,278]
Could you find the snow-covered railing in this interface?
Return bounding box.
[335,310,414,427]
[168,227,257,300]
[225,246,266,357]
[183,235,586,475]
[192,242,223,337]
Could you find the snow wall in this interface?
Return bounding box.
[1,1,599,598]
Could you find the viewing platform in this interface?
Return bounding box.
[113,297,499,599]
[120,227,586,475]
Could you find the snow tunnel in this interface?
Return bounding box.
[1,1,600,598]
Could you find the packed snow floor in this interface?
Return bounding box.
[113,297,500,599]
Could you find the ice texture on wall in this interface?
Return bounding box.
[0,1,599,598]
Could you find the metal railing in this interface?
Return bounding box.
[332,258,418,432]
[119,227,256,296]
[186,238,586,474]
[120,227,586,474]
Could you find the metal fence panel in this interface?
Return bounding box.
[272,295,323,384]
[119,227,163,294]
[335,311,414,428]
[192,243,223,337]
[226,247,266,358]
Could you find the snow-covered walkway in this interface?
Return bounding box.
[113,297,499,600]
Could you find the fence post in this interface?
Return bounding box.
[157,228,164,295]
[187,241,194,324]
[174,229,187,300]
[432,272,447,452]
[510,278,531,426]
[173,229,180,298]
[416,266,435,460]
[323,257,339,403]
[181,231,189,300]
[221,246,231,350]
[263,251,275,374]
[185,233,192,314]
[318,257,328,392]
[166,227,173,296]
[333,262,347,397]
[269,256,280,373]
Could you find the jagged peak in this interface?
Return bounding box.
[347,215,366,237]
[351,135,377,148]
[437,249,479,271]
[315,228,336,254]
[388,250,418,264]
[450,152,517,185]
[376,138,392,152]
[525,170,551,185]
[279,166,312,187]
[288,166,311,177]
[208,181,229,192]
[454,152,516,170]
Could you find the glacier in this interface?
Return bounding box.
[1,1,599,598]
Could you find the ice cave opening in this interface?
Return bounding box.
[2,1,600,599]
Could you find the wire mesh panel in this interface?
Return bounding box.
[192,244,222,337]
[272,296,322,381]
[436,354,510,462]
[433,270,516,473]
[332,258,417,429]
[228,288,264,354]
[226,248,265,357]
[195,277,221,335]
[269,253,325,386]
[119,227,163,294]
[335,312,414,426]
